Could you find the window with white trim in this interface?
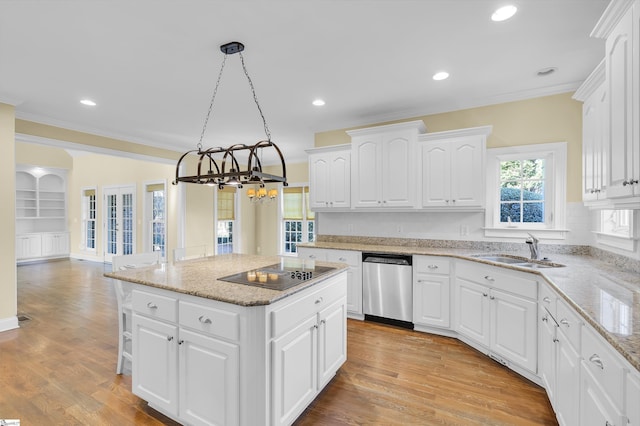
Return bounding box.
[595,209,637,252]
[81,187,97,252]
[485,142,567,239]
[216,187,236,254]
[282,185,315,255]
[144,182,166,258]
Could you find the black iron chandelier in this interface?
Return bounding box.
[173,41,287,190]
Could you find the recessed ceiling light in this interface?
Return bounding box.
[432,71,449,81]
[537,67,557,76]
[80,99,97,106]
[491,5,517,22]
[312,99,325,106]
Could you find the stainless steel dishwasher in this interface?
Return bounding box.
[362,253,413,327]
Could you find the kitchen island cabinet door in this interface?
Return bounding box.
[317,299,347,389]
[179,328,239,426]
[271,316,318,426]
[132,313,178,417]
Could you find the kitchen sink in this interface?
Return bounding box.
[471,254,564,269]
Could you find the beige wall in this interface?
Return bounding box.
[0,104,17,327]
[315,92,583,202]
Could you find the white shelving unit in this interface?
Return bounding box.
[15,166,69,261]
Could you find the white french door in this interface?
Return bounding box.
[104,185,136,262]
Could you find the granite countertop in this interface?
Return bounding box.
[301,241,640,372]
[104,253,348,307]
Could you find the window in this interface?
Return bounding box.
[81,187,97,251]
[485,142,567,239]
[145,182,166,258]
[282,185,315,255]
[595,209,637,252]
[216,187,236,254]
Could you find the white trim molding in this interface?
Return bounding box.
[0,316,19,333]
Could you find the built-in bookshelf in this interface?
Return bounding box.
[16,166,69,261]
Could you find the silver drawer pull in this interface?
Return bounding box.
[147,302,158,309]
[309,254,316,259]
[315,297,323,304]
[339,257,347,262]
[543,297,551,304]
[482,293,488,297]
[427,265,438,270]
[542,315,548,322]
[167,336,173,341]
[589,354,604,370]
[198,315,212,324]
[560,319,570,327]
[489,295,495,300]
[484,275,495,282]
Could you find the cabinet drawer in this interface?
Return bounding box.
[457,261,537,299]
[271,274,346,338]
[414,256,450,274]
[556,297,581,349]
[581,325,624,409]
[298,248,327,261]
[325,249,360,266]
[538,283,557,318]
[179,301,240,342]
[132,289,178,323]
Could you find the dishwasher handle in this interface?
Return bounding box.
[362,253,412,266]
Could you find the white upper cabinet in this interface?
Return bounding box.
[574,60,609,205]
[418,126,491,209]
[348,120,426,209]
[590,0,640,204]
[307,145,351,210]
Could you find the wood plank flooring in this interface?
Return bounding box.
[1,259,557,425]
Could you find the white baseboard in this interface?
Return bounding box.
[0,316,19,333]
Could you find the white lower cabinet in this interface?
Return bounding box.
[413,256,450,329]
[16,234,42,260]
[270,284,347,426]
[454,261,537,374]
[580,323,625,426]
[626,370,640,425]
[132,290,240,426]
[298,247,363,318]
[130,272,347,426]
[16,232,69,261]
[41,232,70,257]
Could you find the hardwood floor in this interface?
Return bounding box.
[1,259,557,425]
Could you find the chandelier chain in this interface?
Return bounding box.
[198,54,228,151]
[239,52,271,142]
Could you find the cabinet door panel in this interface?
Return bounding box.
[490,289,537,373]
[556,334,579,426]
[382,134,414,206]
[318,300,347,388]
[450,139,484,206]
[309,156,330,208]
[414,274,450,328]
[455,278,490,347]
[179,329,239,426]
[272,316,318,426]
[353,138,382,207]
[421,143,450,207]
[538,307,557,403]
[132,313,178,416]
[330,153,351,208]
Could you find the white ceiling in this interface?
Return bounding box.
[0,0,609,163]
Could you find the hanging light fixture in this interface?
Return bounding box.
[173,41,287,194]
[247,187,278,203]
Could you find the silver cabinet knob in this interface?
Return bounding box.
[198,315,212,324]
[589,354,604,370]
[167,336,173,341]
[427,265,438,270]
[560,318,570,327]
[147,302,158,309]
[484,275,495,282]
[543,297,551,304]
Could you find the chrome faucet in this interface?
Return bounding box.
[525,233,539,260]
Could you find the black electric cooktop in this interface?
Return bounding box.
[219,262,336,291]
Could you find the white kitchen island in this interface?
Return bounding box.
[105,254,348,426]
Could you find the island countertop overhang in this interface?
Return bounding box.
[104,253,349,306]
